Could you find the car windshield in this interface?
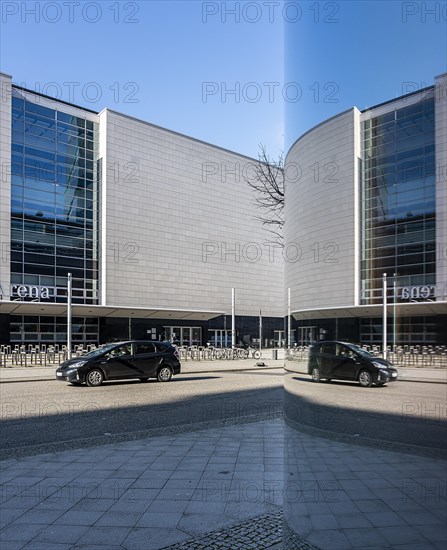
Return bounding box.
[82,343,120,359]
[347,344,373,358]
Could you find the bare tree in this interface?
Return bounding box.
[244,144,285,246]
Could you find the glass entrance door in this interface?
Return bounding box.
[208,329,231,347]
[274,330,291,347]
[165,326,202,346]
[191,328,201,346]
[298,326,317,345]
[181,327,191,346]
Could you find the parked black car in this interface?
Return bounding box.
[308,341,398,387]
[56,341,181,387]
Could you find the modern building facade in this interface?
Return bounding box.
[0,72,284,347]
[285,73,447,346]
[1,71,445,348]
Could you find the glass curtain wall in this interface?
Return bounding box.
[361,94,436,304]
[10,94,99,303]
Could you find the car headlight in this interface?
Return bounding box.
[67,361,87,370]
[372,362,388,369]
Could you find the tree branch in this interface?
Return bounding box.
[244,144,285,246]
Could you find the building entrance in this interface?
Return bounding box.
[298,326,317,345]
[165,326,202,346]
[208,329,232,347]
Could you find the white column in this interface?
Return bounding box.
[0,73,12,299]
[435,74,447,302]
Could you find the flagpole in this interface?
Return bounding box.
[393,272,397,353]
[288,287,291,351]
[382,273,387,360]
[67,272,72,360]
[231,288,236,348]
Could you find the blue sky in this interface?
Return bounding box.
[285,0,446,149]
[1,1,445,159]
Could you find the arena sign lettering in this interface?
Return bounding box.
[400,285,435,300]
[0,284,54,300]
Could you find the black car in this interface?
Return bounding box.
[308,341,398,387]
[56,341,181,387]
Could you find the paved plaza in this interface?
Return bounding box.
[1,419,283,549]
[0,414,446,549]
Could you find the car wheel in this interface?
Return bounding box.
[312,367,321,382]
[85,369,104,387]
[358,370,373,387]
[139,377,149,382]
[157,366,173,382]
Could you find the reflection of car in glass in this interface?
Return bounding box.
[55,341,181,387]
[308,341,398,387]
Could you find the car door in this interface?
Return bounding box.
[334,344,359,380]
[130,342,158,377]
[103,344,134,379]
[320,342,337,378]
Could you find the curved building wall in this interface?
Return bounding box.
[284,108,361,313]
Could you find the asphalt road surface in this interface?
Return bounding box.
[1,370,445,458]
[0,369,283,455]
[285,372,447,454]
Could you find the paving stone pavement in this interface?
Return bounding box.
[160,511,283,549]
[284,422,447,550]
[1,417,446,549]
[0,420,283,550]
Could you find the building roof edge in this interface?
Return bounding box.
[104,108,259,162]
